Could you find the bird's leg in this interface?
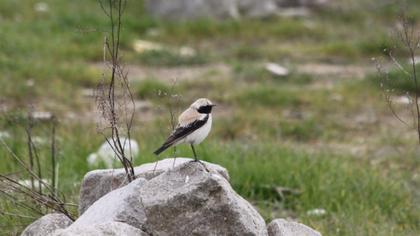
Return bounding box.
[190,144,209,172]
[172,146,177,168]
[190,144,198,161]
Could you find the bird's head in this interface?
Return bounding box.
[191,98,215,114]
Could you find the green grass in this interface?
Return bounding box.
[136,79,171,99]
[378,64,420,94]
[235,84,303,107]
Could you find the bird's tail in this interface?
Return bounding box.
[153,143,171,155]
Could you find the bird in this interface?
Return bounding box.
[154,98,215,161]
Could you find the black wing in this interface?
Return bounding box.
[153,115,209,155]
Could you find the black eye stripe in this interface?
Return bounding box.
[197,105,213,114]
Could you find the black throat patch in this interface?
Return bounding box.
[197,105,213,114]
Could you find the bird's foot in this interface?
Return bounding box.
[189,159,210,172]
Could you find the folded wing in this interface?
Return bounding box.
[153,115,209,155]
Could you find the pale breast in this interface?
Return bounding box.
[185,115,212,145]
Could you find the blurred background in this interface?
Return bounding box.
[1,0,420,235]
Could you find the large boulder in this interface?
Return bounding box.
[144,0,239,20]
[267,219,321,236]
[21,213,73,236]
[78,158,229,214]
[75,161,267,235]
[52,222,147,236]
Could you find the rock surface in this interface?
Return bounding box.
[53,222,147,236]
[265,63,289,77]
[267,219,321,236]
[78,158,229,214]
[75,161,267,235]
[21,213,73,236]
[71,178,148,230]
[137,162,267,235]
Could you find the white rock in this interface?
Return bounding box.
[32,136,49,146]
[133,39,163,53]
[26,79,35,87]
[267,218,322,236]
[178,46,196,57]
[145,28,161,37]
[408,56,420,65]
[21,213,72,236]
[79,158,229,214]
[34,2,49,13]
[306,208,327,217]
[32,111,53,121]
[0,131,10,139]
[265,63,289,77]
[87,138,139,168]
[276,7,310,18]
[393,95,411,105]
[18,178,50,189]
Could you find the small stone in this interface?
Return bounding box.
[133,40,162,53]
[178,46,196,57]
[18,178,50,189]
[265,63,289,77]
[32,111,53,121]
[306,208,327,217]
[0,131,10,139]
[34,2,49,13]
[392,95,411,105]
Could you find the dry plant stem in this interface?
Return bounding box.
[50,117,57,197]
[97,0,135,182]
[400,17,420,143]
[26,112,45,194]
[377,15,420,144]
[25,113,35,192]
[0,174,74,220]
[0,137,75,220]
[168,79,181,167]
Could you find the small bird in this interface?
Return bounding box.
[154,98,215,161]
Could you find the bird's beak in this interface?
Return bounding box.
[211,104,217,107]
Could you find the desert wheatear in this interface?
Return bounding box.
[154,98,215,161]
